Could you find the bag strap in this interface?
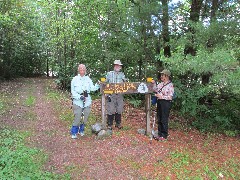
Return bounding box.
[157,81,172,93]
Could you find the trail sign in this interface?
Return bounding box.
[101,82,154,94]
[100,82,155,135]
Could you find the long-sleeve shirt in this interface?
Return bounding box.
[71,74,99,108]
[154,81,174,101]
[106,71,127,83]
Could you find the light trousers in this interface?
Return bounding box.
[106,94,124,115]
[72,103,91,126]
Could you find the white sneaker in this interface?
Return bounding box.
[71,134,77,139]
[80,132,84,136]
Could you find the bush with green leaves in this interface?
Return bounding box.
[161,46,239,133]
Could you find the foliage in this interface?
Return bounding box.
[0,128,70,179]
[0,0,239,133]
[161,23,240,132]
[125,94,145,108]
[24,95,36,106]
[0,0,46,79]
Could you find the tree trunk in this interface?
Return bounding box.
[161,0,171,57]
[189,0,203,22]
[46,49,49,77]
[184,0,203,56]
[210,0,218,22]
[63,11,67,89]
[207,0,219,48]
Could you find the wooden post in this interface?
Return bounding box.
[100,82,154,135]
[145,93,151,135]
[101,94,106,128]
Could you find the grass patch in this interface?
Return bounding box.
[0,92,12,116]
[84,114,99,136]
[22,111,37,121]
[0,99,6,115]
[65,164,87,175]
[59,109,74,122]
[122,125,132,131]
[0,129,70,179]
[116,156,142,170]
[24,95,36,106]
[154,147,240,179]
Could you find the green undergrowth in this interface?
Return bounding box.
[45,87,73,122]
[0,92,12,116]
[24,95,36,107]
[155,146,240,179]
[0,128,70,179]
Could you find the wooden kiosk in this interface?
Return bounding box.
[100,81,154,135]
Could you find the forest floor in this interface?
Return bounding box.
[0,78,239,179]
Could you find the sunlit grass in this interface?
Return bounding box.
[24,95,36,106]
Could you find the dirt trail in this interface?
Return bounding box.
[1,78,239,179]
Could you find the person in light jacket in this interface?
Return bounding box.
[70,64,99,139]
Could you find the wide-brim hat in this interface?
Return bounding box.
[113,59,123,66]
[161,69,171,76]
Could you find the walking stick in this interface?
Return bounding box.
[81,98,85,123]
[79,92,86,135]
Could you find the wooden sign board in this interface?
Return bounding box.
[100,82,155,136]
[100,82,154,95]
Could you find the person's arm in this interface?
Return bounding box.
[88,77,100,92]
[121,72,128,82]
[151,80,158,92]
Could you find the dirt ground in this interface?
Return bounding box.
[0,78,239,179]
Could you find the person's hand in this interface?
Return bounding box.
[155,93,162,99]
[80,96,85,101]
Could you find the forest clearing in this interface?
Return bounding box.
[0,78,239,179]
[1,0,239,179]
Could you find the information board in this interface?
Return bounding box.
[100,82,154,94]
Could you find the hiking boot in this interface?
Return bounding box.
[71,134,77,139]
[107,115,114,128]
[115,113,122,127]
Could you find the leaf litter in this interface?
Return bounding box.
[0,78,239,179]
